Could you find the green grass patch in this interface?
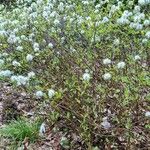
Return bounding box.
[0,118,40,143]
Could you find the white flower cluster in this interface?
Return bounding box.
[28,71,35,78]
[117,62,126,69]
[145,31,150,39]
[103,58,111,65]
[48,89,55,98]
[48,43,53,48]
[11,75,29,86]
[113,39,120,46]
[82,69,91,82]
[134,55,141,61]
[26,54,33,62]
[33,42,40,52]
[12,60,21,67]
[101,117,111,130]
[0,59,4,67]
[36,90,44,99]
[0,70,13,77]
[138,0,150,5]
[145,111,150,117]
[16,46,23,51]
[39,122,46,136]
[103,73,112,80]
[35,89,55,99]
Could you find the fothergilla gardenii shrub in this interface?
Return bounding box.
[0,0,150,149]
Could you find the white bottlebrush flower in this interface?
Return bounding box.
[39,122,46,136]
[0,59,4,66]
[35,53,40,56]
[10,75,28,86]
[48,43,53,48]
[33,42,40,51]
[139,13,145,20]
[48,89,55,98]
[54,19,60,25]
[133,15,141,22]
[2,53,8,57]
[118,1,123,7]
[61,37,65,43]
[12,60,21,67]
[94,9,99,13]
[109,5,118,14]
[95,21,101,27]
[122,10,130,18]
[117,61,126,69]
[37,0,43,5]
[28,71,35,78]
[10,75,18,82]
[86,16,91,21]
[50,11,57,18]
[35,90,44,99]
[129,22,137,29]
[26,54,33,62]
[145,111,150,117]
[16,37,21,44]
[145,31,150,39]
[144,20,150,26]
[58,2,64,12]
[34,47,40,52]
[142,38,148,43]
[0,70,13,77]
[134,6,141,13]
[16,46,23,51]
[117,17,130,25]
[16,75,28,86]
[30,12,38,19]
[43,11,48,19]
[0,30,7,36]
[29,33,35,39]
[113,39,120,46]
[134,55,141,61]
[102,16,109,23]
[135,23,143,30]
[101,117,111,129]
[21,35,27,40]
[103,58,111,65]
[82,1,89,5]
[82,72,91,81]
[7,34,17,44]
[138,0,145,5]
[103,73,112,80]
[138,0,150,5]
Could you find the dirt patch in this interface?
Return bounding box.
[0,82,34,125]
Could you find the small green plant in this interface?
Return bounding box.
[0,118,40,143]
[145,124,150,129]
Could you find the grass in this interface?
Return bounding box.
[0,118,40,143]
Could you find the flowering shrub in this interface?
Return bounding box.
[0,0,150,149]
